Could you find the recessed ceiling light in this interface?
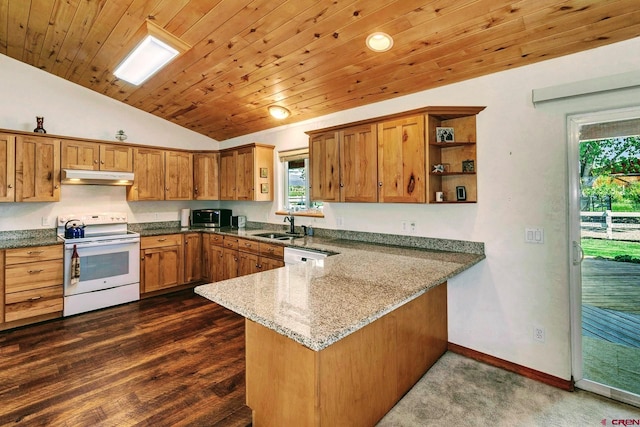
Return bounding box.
[268,105,290,119]
[366,32,394,52]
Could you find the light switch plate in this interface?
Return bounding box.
[525,227,544,244]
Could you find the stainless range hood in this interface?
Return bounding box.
[62,169,134,186]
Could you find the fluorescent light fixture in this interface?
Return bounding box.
[268,105,291,119]
[366,32,394,52]
[114,35,179,85]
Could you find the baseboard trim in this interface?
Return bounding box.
[447,343,574,391]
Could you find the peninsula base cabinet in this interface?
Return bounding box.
[246,282,447,427]
[1,245,64,331]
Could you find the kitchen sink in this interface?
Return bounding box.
[253,232,304,241]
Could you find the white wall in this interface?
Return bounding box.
[2,37,640,380]
[0,54,220,228]
[221,37,640,380]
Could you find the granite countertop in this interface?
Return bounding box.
[195,232,484,351]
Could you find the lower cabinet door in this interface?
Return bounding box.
[222,248,238,280]
[142,245,182,293]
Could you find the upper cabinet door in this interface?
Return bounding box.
[340,124,378,203]
[61,140,99,170]
[165,150,193,201]
[377,116,426,203]
[128,148,165,201]
[219,150,236,200]
[15,135,60,202]
[309,131,340,202]
[0,133,16,202]
[100,144,133,172]
[235,147,254,201]
[193,152,220,200]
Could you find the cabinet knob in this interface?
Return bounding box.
[378,182,383,186]
[28,269,44,274]
[158,238,167,242]
[94,160,99,164]
[8,184,13,189]
[340,182,344,188]
[166,187,170,191]
[29,296,42,301]
[55,185,60,189]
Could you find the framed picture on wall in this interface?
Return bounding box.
[436,127,455,142]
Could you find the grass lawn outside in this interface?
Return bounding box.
[581,237,640,261]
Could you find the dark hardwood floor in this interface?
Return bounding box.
[0,289,252,427]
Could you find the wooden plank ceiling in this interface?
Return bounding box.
[1,0,639,141]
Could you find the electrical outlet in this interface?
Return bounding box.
[533,325,545,343]
[336,217,344,227]
[401,220,408,232]
[154,213,160,220]
[410,221,416,234]
[41,216,51,226]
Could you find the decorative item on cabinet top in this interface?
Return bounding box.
[115,130,127,141]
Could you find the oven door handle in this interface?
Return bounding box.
[65,238,140,249]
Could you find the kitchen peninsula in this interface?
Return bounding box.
[195,234,484,427]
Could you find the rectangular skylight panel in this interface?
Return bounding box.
[114,35,179,85]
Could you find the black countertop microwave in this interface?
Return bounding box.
[190,209,232,228]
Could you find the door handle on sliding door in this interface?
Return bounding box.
[572,241,584,265]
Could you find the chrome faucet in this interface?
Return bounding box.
[284,215,295,234]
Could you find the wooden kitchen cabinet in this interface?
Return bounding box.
[222,236,239,280]
[165,150,193,200]
[183,233,202,283]
[2,245,63,328]
[15,134,61,202]
[0,133,16,202]
[219,143,274,201]
[307,106,484,204]
[309,131,340,202]
[128,147,165,201]
[193,152,220,200]
[140,234,183,294]
[61,140,133,172]
[129,149,192,201]
[309,124,378,203]
[202,233,225,282]
[340,124,378,202]
[238,238,284,276]
[426,108,483,203]
[377,115,426,203]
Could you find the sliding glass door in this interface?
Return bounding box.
[569,107,640,407]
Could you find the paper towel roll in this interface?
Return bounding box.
[180,209,190,227]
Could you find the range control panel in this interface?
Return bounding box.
[57,212,128,226]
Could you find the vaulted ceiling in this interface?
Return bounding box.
[1,0,639,141]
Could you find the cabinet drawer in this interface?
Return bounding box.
[238,238,259,254]
[259,242,284,259]
[5,259,63,293]
[141,234,183,249]
[5,245,63,265]
[5,285,63,322]
[208,233,224,246]
[223,236,239,250]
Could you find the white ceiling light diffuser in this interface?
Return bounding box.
[114,20,190,86]
[268,105,291,119]
[114,36,179,85]
[366,32,394,52]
